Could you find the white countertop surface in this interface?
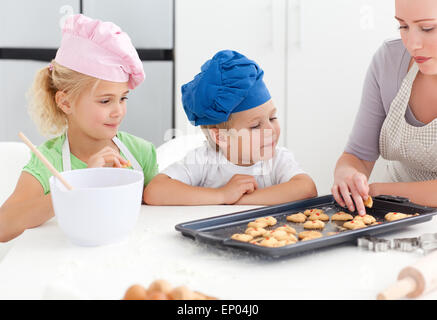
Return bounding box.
[0,204,436,300]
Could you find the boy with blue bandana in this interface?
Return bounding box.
[144,50,317,205]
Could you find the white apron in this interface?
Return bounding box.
[62,133,142,172]
[379,62,437,182]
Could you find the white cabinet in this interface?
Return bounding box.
[0,0,80,48]
[120,61,174,147]
[82,0,173,49]
[0,60,48,145]
[285,0,399,194]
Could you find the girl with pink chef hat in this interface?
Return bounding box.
[0,14,158,242]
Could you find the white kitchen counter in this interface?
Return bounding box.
[0,204,436,300]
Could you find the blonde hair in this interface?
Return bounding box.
[200,114,233,151]
[27,60,99,137]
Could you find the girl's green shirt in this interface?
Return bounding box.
[22,131,159,194]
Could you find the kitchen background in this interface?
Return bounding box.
[0,0,399,196]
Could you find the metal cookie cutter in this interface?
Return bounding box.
[357,236,392,252]
[418,233,437,254]
[393,233,437,253]
[357,233,437,254]
[392,237,419,252]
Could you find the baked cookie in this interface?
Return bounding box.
[298,231,323,240]
[303,219,325,230]
[308,212,330,221]
[231,233,253,242]
[259,216,277,226]
[384,212,412,222]
[331,211,354,221]
[286,213,307,223]
[121,160,132,168]
[249,216,277,228]
[245,227,267,237]
[249,238,264,245]
[277,238,297,246]
[258,237,280,247]
[247,221,268,228]
[275,225,297,235]
[304,208,324,216]
[353,214,376,225]
[264,229,298,242]
[343,220,366,230]
[301,236,321,242]
[287,234,298,242]
[263,229,287,240]
[247,221,266,229]
[326,232,338,236]
[363,196,373,208]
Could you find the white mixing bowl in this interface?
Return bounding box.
[49,168,144,246]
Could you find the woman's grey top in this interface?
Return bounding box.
[345,38,425,162]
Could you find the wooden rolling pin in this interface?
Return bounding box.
[377,250,437,300]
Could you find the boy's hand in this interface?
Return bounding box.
[218,174,258,205]
[87,146,128,168]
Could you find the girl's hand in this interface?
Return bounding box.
[218,174,258,205]
[332,168,370,216]
[87,146,128,168]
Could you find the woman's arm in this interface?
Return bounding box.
[370,180,437,207]
[234,174,317,206]
[0,172,53,242]
[335,152,375,180]
[333,42,396,215]
[332,152,376,215]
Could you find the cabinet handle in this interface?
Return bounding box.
[296,0,304,50]
[287,0,304,50]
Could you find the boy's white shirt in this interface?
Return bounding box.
[161,142,306,188]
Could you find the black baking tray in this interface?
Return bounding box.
[175,195,437,258]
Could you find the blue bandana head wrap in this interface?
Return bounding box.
[181,50,271,126]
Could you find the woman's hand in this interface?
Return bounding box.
[218,174,258,205]
[87,146,128,168]
[332,168,370,216]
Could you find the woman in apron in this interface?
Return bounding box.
[333,0,437,215]
[0,14,158,242]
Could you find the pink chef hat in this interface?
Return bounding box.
[55,14,145,89]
